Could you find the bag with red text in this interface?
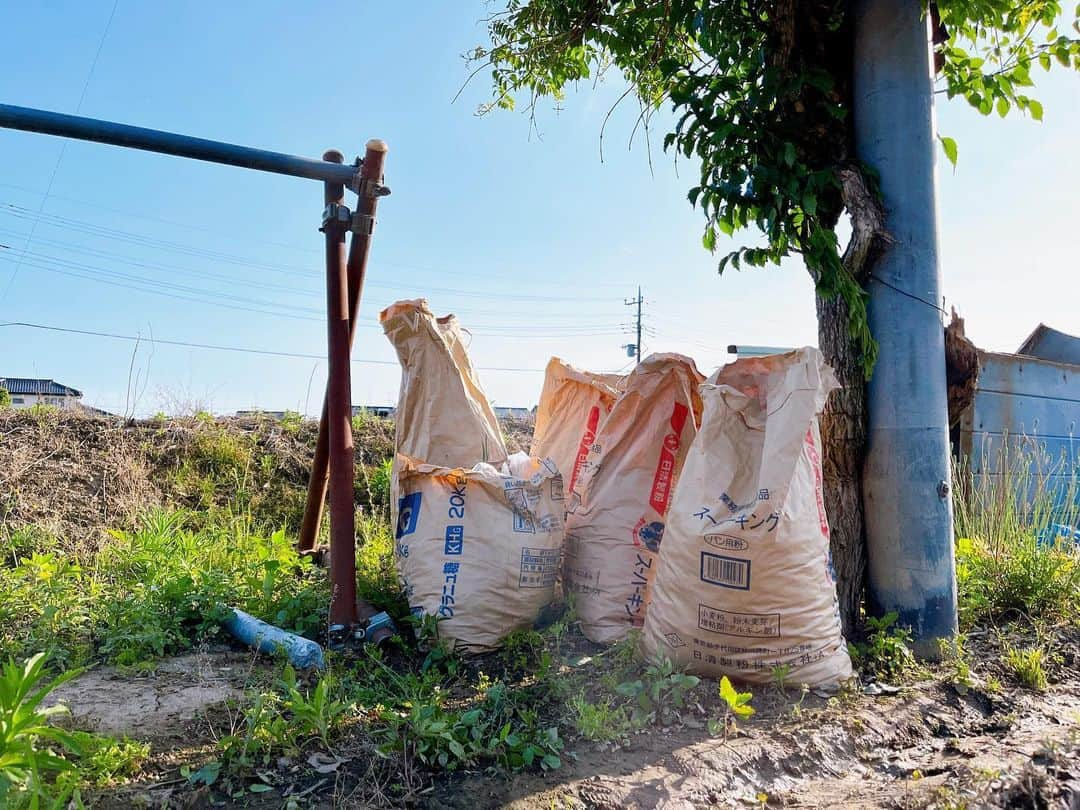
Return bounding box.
[641,348,852,686]
[530,357,625,492]
[563,353,704,644]
[395,453,565,651]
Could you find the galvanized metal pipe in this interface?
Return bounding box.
[299,140,389,557]
[322,150,358,629]
[0,103,360,187]
[854,0,958,657]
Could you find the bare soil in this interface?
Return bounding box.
[46,650,252,747]
[421,658,1080,810]
[62,633,1080,809]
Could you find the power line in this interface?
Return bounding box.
[0,202,620,303]
[0,0,119,305]
[0,321,557,373]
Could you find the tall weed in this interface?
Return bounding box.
[953,439,1080,627]
[0,509,327,667]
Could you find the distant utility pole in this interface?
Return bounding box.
[623,286,643,364]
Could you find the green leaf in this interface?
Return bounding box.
[1029,99,1044,121]
[542,753,562,770]
[938,135,958,169]
[249,783,273,793]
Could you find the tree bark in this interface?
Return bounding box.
[817,292,867,640]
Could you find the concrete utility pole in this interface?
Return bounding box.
[624,286,643,364]
[854,0,958,657]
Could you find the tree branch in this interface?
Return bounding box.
[838,164,892,283]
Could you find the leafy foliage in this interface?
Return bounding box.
[475,0,1080,371]
[615,655,700,727]
[953,445,1080,628]
[0,509,327,668]
[0,653,83,807]
[848,611,919,683]
[718,675,755,719]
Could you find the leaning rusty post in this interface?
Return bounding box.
[321,149,358,630]
[298,140,389,555]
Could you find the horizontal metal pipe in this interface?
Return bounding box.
[0,103,360,187]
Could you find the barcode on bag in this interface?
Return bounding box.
[700,552,751,590]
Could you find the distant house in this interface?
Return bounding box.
[353,405,395,419]
[493,406,534,420]
[0,377,83,410]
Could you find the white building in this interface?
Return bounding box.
[1,377,83,410]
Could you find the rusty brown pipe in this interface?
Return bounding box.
[321,149,358,629]
[299,140,389,555]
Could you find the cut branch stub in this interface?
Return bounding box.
[839,164,892,283]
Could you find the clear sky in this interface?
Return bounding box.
[1,3,1076,416]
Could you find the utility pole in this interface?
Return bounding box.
[854,0,957,658]
[624,286,643,364]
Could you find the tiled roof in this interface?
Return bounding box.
[0,377,83,397]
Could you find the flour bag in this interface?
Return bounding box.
[530,357,625,493]
[381,299,508,525]
[395,453,565,651]
[563,353,704,644]
[641,348,851,686]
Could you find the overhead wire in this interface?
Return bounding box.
[0,203,620,303]
[0,321,563,373]
[0,0,119,304]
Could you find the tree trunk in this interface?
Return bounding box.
[817,292,867,640]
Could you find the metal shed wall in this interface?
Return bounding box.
[958,350,1080,515]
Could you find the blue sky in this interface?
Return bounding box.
[1,2,1076,415]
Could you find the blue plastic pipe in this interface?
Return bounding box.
[0,103,360,188]
[854,0,958,657]
[223,608,326,670]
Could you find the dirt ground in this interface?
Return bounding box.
[55,635,1079,809]
[426,679,1080,809]
[46,650,251,746]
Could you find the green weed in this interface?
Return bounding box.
[569,694,630,742]
[1003,645,1048,691]
[0,653,84,807]
[376,680,562,772]
[708,676,755,736]
[956,535,1079,627]
[67,734,150,787]
[218,665,354,771]
[953,443,1080,627]
[501,630,552,679]
[615,655,700,728]
[849,612,918,684]
[0,509,326,668]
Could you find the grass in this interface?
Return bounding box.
[953,439,1080,629]
[2,411,1079,804]
[1002,645,1049,691]
[0,508,328,669]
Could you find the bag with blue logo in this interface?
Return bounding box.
[394,452,565,652]
[381,299,508,530]
[563,353,704,644]
[641,348,852,686]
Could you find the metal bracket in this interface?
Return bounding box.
[357,177,392,198]
[351,212,376,235]
[320,202,352,233]
[321,203,377,235]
